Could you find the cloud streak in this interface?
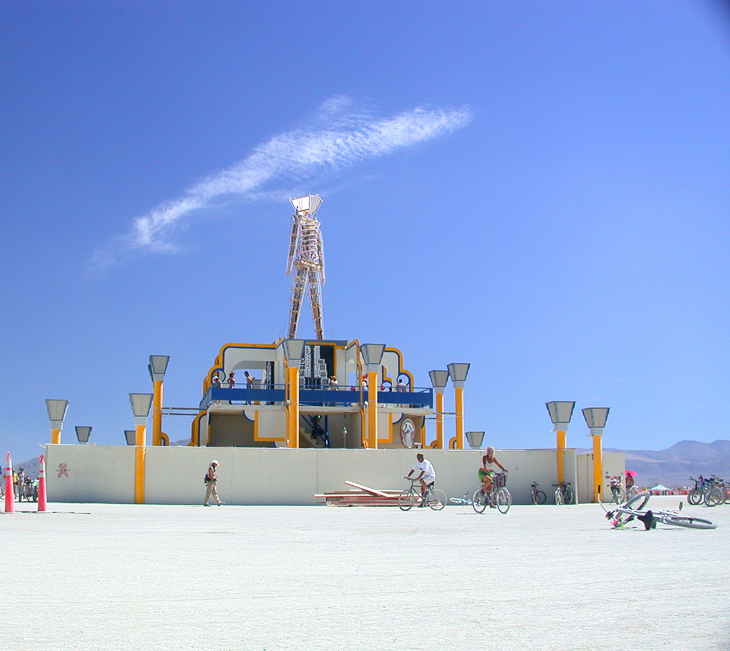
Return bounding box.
[93,98,472,266]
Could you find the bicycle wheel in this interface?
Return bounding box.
[705,487,724,507]
[495,488,511,514]
[564,488,574,504]
[661,514,717,530]
[398,489,417,511]
[687,489,703,506]
[626,486,639,500]
[533,490,546,505]
[472,488,488,514]
[611,487,624,504]
[428,488,447,511]
[555,490,564,505]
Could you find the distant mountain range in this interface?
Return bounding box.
[608,440,730,489]
[13,440,730,490]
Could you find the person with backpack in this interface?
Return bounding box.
[204,460,224,506]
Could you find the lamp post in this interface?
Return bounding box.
[447,363,470,449]
[583,407,610,503]
[148,355,170,446]
[129,393,153,504]
[74,426,92,444]
[361,344,386,449]
[281,339,306,448]
[546,401,575,486]
[45,399,69,445]
[429,370,449,449]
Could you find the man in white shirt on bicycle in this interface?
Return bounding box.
[405,453,436,498]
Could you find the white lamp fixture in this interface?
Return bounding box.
[75,426,92,444]
[447,363,470,386]
[148,355,170,382]
[124,430,136,446]
[46,399,70,430]
[582,407,610,432]
[281,338,307,364]
[466,431,485,449]
[546,401,575,428]
[361,344,386,371]
[129,393,154,425]
[429,370,449,390]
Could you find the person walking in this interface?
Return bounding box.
[204,460,224,506]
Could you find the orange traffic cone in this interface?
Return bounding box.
[4,452,14,514]
[37,454,47,512]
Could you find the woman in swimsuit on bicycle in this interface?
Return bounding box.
[478,446,508,497]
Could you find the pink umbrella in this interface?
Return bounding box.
[625,470,638,477]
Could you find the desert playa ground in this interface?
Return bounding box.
[1,495,728,650]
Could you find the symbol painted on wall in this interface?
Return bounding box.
[57,463,69,478]
[400,419,416,449]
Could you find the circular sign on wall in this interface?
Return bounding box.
[400,418,416,449]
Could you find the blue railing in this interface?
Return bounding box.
[199,385,433,410]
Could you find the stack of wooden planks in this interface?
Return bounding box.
[315,481,402,506]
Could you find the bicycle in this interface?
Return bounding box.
[449,491,473,506]
[472,472,511,514]
[399,479,447,511]
[607,475,625,504]
[603,491,717,530]
[530,481,546,505]
[553,482,573,505]
[702,476,727,507]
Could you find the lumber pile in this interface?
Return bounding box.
[315,481,401,506]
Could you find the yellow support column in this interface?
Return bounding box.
[134,424,147,504]
[288,366,300,448]
[435,391,445,449]
[367,370,378,449]
[51,427,62,445]
[152,379,163,446]
[454,385,464,450]
[593,433,603,503]
[129,393,153,506]
[148,356,170,447]
[582,408,610,504]
[446,364,470,451]
[556,429,567,485]
[428,370,449,449]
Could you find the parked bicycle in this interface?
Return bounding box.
[530,481,546,505]
[18,477,38,502]
[399,479,447,511]
[553,482,573,505]
[688,476,726,507]
[472,472,511,514]
[607,475,625,504]
[603,491,716,530]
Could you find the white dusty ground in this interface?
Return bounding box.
[1,495,728,650]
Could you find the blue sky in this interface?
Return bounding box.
[2,1,729,462]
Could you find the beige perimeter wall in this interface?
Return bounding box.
[45,445,624,506]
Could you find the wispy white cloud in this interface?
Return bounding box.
[93,97,472,267]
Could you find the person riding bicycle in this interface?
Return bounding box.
[405,453,435,498]
[478,447,508,499]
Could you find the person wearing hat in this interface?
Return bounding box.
[204,460,224,506]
